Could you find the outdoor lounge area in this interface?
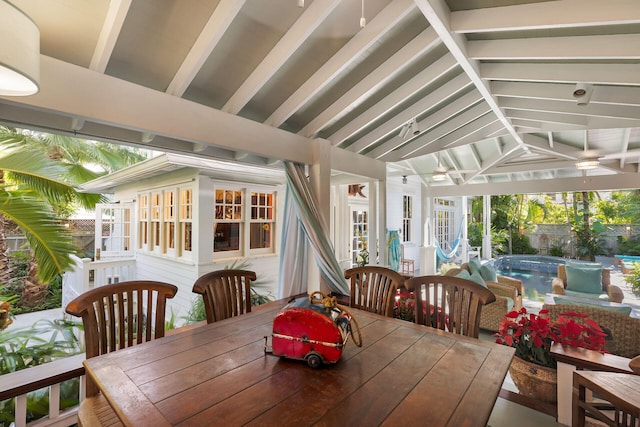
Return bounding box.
[2,0,640,426]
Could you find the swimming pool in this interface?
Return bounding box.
[492,255,567,301]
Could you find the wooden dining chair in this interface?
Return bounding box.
[192,269,257,323]
[344,266,405,317]
[404,275,496,338]
[65,280,178,426]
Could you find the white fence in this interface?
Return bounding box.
[62,255,137,312]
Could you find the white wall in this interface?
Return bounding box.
[386,175,422,272]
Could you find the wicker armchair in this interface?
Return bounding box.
[543,303,640,358]
[445,263,524,331]
[552,264,623,303]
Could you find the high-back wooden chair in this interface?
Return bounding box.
[192,269,257,323]
[404,275,496,338]
[344,266,405,317]
[65,280,178,426]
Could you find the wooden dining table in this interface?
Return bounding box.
[83,296,514,427]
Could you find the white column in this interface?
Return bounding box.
[308,139,332,294]
[483,195,492,259]
[368,179,378,266]
[421,194,437,274]
[460,196,469,262]
[378,178,387,267]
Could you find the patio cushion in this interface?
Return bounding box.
[553,296,632,316]
[480,264,497,282]
[468,257,482,274]
[456,269,487,288]
[565,263,602,294]
[563,289,610,301]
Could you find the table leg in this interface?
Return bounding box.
[557,361,576,425]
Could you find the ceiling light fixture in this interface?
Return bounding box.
[360,0,366,28]
[297,0,304,7]
[0,2,40,96]
[575,159,599,170]
[573,83,593,106]
[402,175,407,184]
[432,171,447,181]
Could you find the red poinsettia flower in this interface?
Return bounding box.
[494,307,607,369]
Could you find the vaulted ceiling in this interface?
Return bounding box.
[2,0,640,196]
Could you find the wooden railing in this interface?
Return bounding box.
[0,354,86,427]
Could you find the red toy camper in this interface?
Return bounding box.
[267,293,360,368]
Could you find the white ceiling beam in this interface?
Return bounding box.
[499,97,640,121]
[468,35,640,60]
[378,102,492,160]
[408,121,507,160]
[332,55,462,149]
[223,0,341,114]
[461,140,521,183]
[166,0,245,97]
[7,56,314,164]
[492,81,640,107]
[522,133,581,160]
[482,62,640,85]
[450,0,640,33]
[346,73,474,154]
[266,0,416,127]
[413,0,528,151]
[89,0,132,73]
[425,173,640,198]
[365,90,484,159]
[300,27,441,137]
[504,109,640,129]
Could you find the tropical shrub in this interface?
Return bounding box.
[0,318,83,425]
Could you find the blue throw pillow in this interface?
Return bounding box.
[455,269,472,280]
[468,257,482,274]
[565,264,602,294]
[480,264,497,282]
[553,296,632,316]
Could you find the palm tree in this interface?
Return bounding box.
[0,127,148,306]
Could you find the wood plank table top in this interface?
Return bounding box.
[83,297,514,427]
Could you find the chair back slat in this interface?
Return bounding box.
[65,280,178,396]
[405,275,495,338]
[344,266,405,317]
[192,270,257,323]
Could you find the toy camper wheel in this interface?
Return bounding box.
[306,353,322,369]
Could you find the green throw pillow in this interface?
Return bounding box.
[468,257,482,274]
[456,269,488,288]
[480,264,497,282]
[565,264,602,294]
[566,261,602,269]
[469,271,488,288]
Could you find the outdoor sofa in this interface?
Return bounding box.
[445,259,524,331]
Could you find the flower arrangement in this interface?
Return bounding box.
[494,307,607,368]
[393,287,416,322]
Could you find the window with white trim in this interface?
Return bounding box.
[164,190,176,254]
[150,192,161,252]
[214,189,243,255]
[139,194,149,249]
[214,188,276,257]
[180,189,193,255]
[402,195,412,243]
[250,191,274,253]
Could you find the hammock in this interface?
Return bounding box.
[433,219,464,261]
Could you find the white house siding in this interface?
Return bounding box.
[133,252,198,325]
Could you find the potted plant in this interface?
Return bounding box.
[494,307,607,403]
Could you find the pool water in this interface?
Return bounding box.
[492,255,566,302]
[496,268,556,301]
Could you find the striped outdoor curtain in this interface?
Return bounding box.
[278,162,350,297]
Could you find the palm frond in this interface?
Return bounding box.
[0,192,77,283]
